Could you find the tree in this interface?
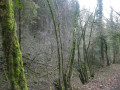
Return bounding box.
[46,0,78,89]
[96,0,104,64]
[96,0,110,66]
[109,7,120,64]
[0,0,28,89]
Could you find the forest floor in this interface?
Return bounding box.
[1,64,120,90]
[72,64,120,90]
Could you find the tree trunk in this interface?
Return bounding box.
[18,0,22,49]
[0,0,28,90]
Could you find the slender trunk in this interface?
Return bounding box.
[67,29,76,87]
[103,39,110,66]
[113,36,116,64]
[101,38,105,66]
[0,0,28,90]
[46,0,62,89]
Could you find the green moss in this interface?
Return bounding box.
[1,0,28,90]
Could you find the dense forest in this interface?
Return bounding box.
[0,0,120,90]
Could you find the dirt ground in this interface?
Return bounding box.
[1,64,120,90]
[76,64,120,90]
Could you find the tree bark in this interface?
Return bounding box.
[18,0,21,49]
[0,0,28,90]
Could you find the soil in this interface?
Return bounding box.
[76,64,120,90]
[1,64,120,90]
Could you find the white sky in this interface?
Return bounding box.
[78,0,120,18]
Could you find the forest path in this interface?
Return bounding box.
[76,64,120,90]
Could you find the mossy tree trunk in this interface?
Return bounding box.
[18,0,22,49]
[0,0,28,90]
